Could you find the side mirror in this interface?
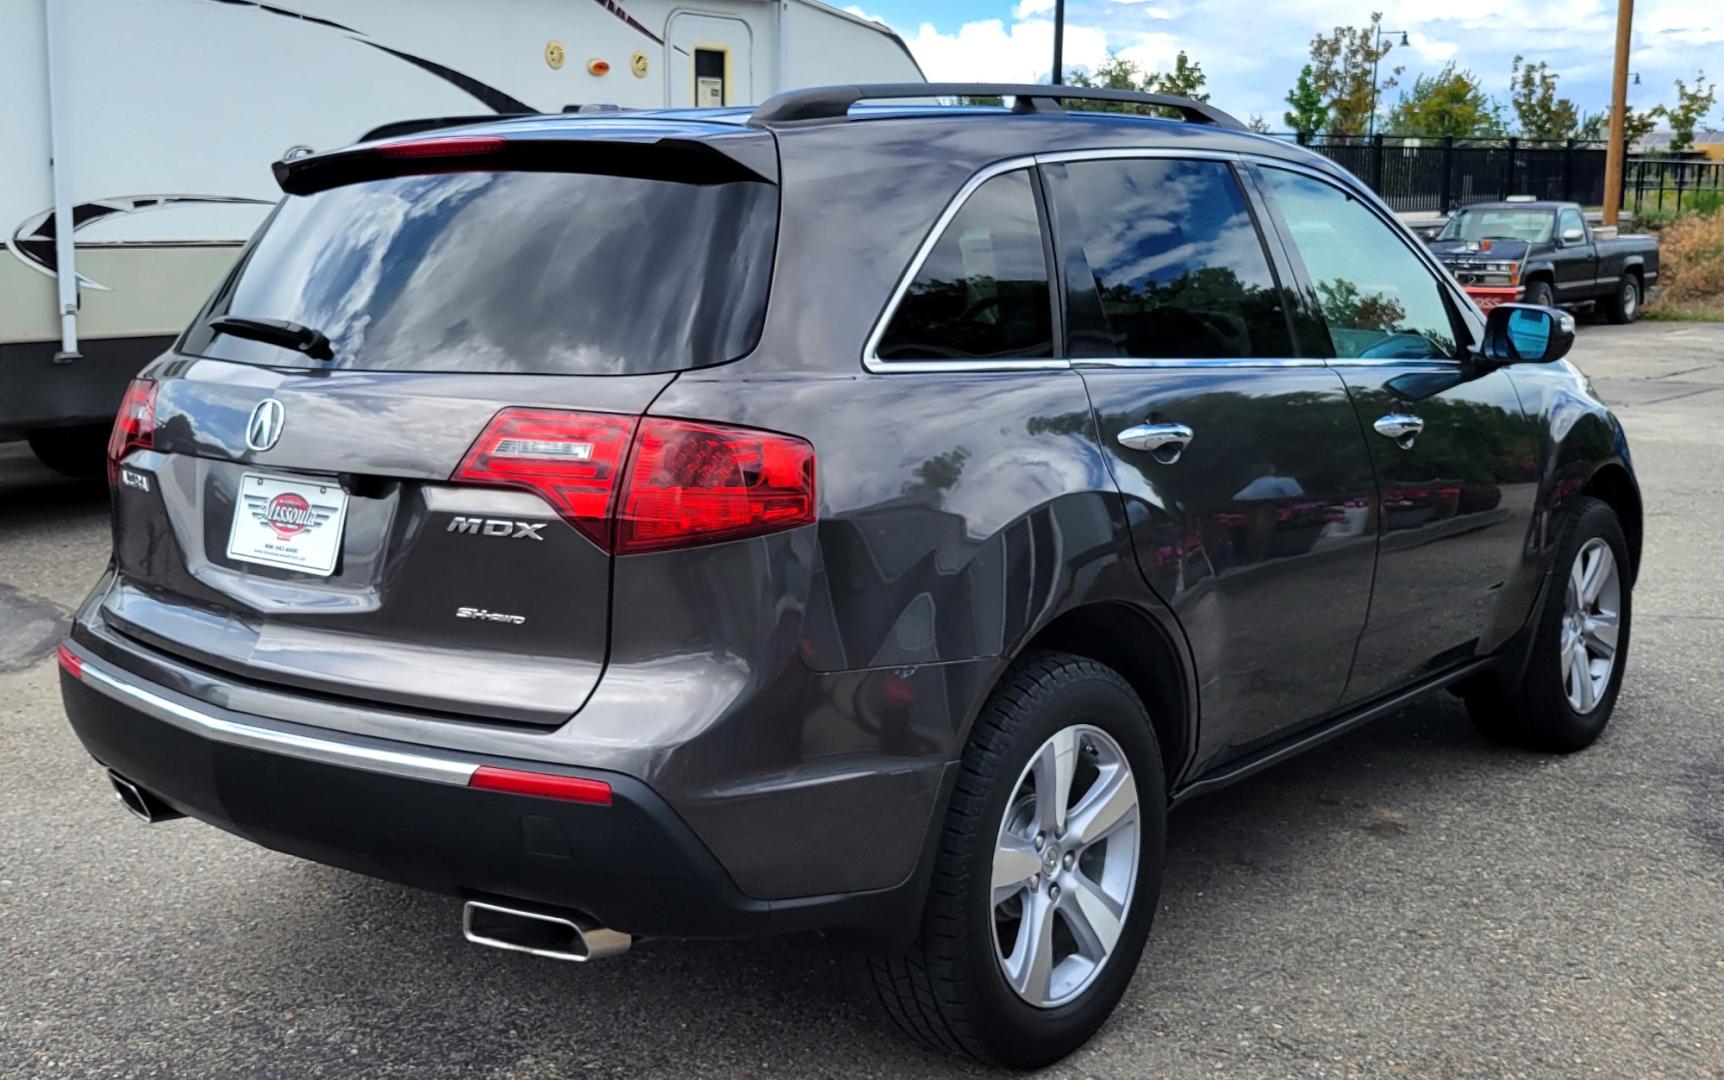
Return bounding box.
[1481,303,1575,364]
[1561,226,1585,244]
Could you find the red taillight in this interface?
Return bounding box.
[468,765,612,805]
[375,136,506,159]
[106,378,157,480]
[452,409,816,554]
[57,643,83,680]
[616,418,816,554]
[453,409,637,550]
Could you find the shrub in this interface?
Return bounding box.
[1651,208,1724,308]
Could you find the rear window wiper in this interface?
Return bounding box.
[209,315,334,362]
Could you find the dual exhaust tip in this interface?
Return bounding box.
[462,901,632,961]
[105,771,629,963]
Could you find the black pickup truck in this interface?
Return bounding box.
[1428,199,1660,322]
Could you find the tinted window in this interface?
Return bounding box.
[874,170,1053,362]
[1261,169,1458,360]
[182,170,777,375]
[1059,159,1291,359]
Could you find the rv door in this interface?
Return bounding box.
[667,13,752,106]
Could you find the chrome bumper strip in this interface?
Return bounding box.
[70,647,479,786]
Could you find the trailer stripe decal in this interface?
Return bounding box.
[198,0,536,115]
[591,0,665,45]
[357,42,536,115]
[207,0,362,34]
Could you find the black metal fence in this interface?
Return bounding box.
[1625,158,1724,215]
[1290,134,1609,213]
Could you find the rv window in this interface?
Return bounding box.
[182,170,777,375]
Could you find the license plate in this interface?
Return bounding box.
[226,473,350,576]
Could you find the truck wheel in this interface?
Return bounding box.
[1523,280,1555,308]
[1465,497,1631,753]
[1606,274,1640,324]
[25,426,109,479]
[868,650,1165,1068]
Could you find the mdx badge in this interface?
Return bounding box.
[245,398,286,452]
[447,517,546,541]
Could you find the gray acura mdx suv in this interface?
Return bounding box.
[59,84,1641,1067]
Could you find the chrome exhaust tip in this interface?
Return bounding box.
[462,900,632,962]
[107,770,183,823]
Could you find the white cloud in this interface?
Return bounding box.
[900,17,1113,83]
[1013,0,1055,19]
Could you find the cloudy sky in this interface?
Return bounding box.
[844,0,1722,131]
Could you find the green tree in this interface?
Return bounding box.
[1666,71,1718,152]
[1150,51,1208,101]
[1385,64,1505,138]
[1306,13,1399,135]
[1284,64,1326,136]
[1585,105,1662,148]
[1246,113,1272,133]
[1510,56,1580,139]
[1065,53,1145,94]
[1066,50,1207,117]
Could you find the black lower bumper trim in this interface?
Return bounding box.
[61,671,917,941]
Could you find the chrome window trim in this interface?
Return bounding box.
[862,155,1059,374]
[1072,357,1326,369]
[70,645,481,786]
[860,143,1474,374]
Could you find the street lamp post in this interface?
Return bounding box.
[1052,0,1065,84]
[1367,25,1409,136]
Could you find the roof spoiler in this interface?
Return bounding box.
[749,83,1246,129]
[275,132,777,195]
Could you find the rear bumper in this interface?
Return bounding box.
[59,644,925,942]
[1462,285,1523,311]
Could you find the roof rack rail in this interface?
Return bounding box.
[748,83,1245,129]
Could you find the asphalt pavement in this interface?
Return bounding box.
[2,320,1721,1078]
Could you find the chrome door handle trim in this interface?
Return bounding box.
[1117,422,1194,462]
[1373,414,1424,449]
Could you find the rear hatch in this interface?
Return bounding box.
[102,122,780,725]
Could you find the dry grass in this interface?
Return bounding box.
[1646,209,1724,321]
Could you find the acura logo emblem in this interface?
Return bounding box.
[246,398,286,452]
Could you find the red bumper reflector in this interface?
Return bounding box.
[57,644,84,680]
[468,765,612,805]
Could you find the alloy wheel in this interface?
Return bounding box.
[990,724,1140,1008]
[1561,537,1621,714]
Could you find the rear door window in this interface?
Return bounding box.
[873,169,1054,362]
[181,170,778,375]
[1052,158,1293,359]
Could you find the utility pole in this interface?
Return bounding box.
[1367,20,1408,138]
[1051,0,1065,84]
[1603,0,1633,226]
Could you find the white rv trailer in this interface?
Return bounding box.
[1,0,922,472]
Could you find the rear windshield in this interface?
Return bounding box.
[182,170,778,375]
[1438,208,1554,244]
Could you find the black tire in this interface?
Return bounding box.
[1522,279,1556,308]
[25,426,109,479]
[1605,273,1641,324]
[867,650,1166,1069]
[1465,496,1631,752]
